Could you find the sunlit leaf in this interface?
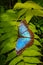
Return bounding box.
[9,56,22,65]
[22,49,41,56]
[24,57,41,63]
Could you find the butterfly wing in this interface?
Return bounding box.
[16,37,31,51]
[22,31,31,37]
[19,21,31,37]
[19,21,27,35]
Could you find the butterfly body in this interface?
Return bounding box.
[16,20,34,55]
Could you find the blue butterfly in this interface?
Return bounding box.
[16,20,34,55]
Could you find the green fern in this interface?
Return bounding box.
[0,1,43,65]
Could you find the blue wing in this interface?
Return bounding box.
[16,37,31,51]
[19,22,27,34]
[19,22,30,37]
[22,31,30,37]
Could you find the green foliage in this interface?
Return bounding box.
[0,55,6,65]
[0,1,43,65]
